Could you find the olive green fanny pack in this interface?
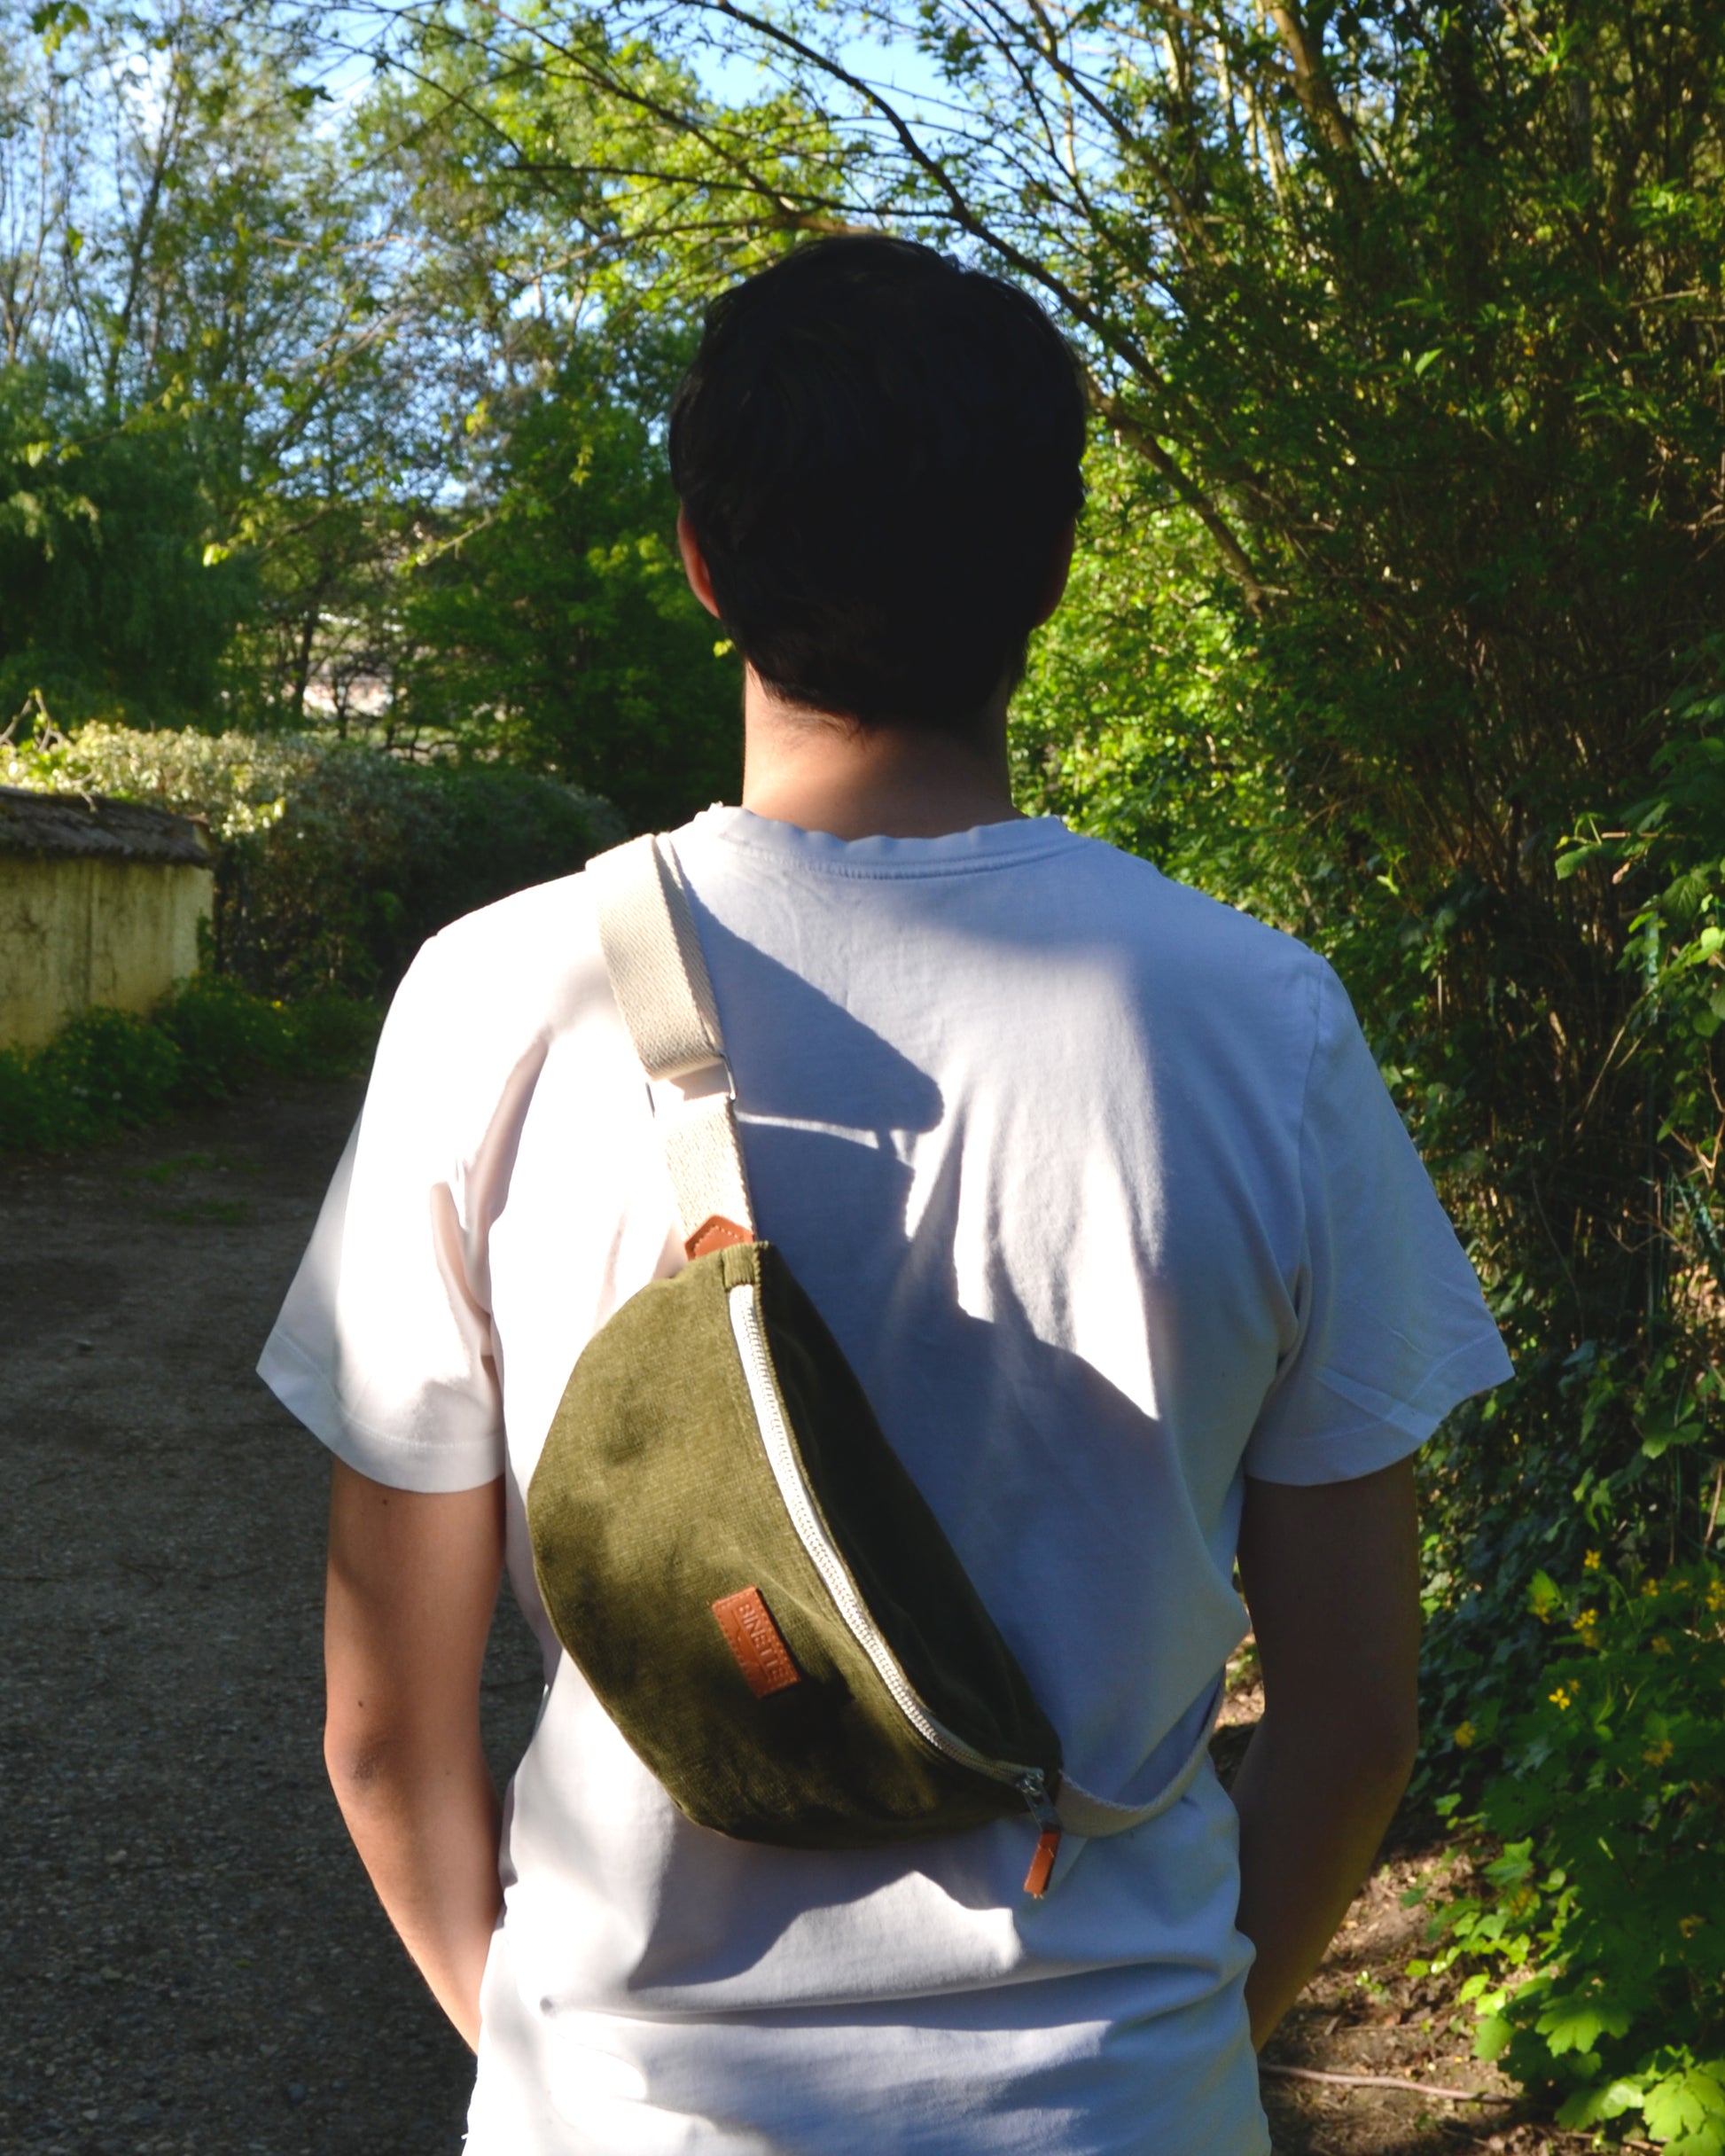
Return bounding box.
[526,834,1214,1894]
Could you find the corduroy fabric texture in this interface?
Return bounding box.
[527,1238,1061,1847]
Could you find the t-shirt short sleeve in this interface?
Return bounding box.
[1244,961,1512,1485]
[257,936,506,1493]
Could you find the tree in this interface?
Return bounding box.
[395,326,740,828]
[1,0,422,724]
[0,363,247,722]
[0,0,744,823]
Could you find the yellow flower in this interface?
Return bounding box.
[1706,1580,1725,1613]
[1573,1609,1601,1647]
[1652,1635,1674,1655]
[1681,1914,1705,1939]
[1453,1722,1477,1749]
[1644,1739,1674,1767]
[1642,1579,1660,1599]
[1549,1685,1573,1710]
[1584,1550,1603,1572]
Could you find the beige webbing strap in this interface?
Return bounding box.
[588,833,754,1246]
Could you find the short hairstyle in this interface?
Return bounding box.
[668,235,1086,733]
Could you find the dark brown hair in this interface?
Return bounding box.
[669,235,1086,733]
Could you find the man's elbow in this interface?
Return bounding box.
[324,1714,410,1810]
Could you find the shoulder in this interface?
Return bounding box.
[421,863,601,983]
[1060,832,1334,1016]
[369,865,619,1129]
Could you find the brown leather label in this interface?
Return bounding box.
[712,1586,800,1698]
[685,1215,753,1261]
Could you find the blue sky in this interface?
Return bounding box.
[310,7,950,121]
[690,20,948,114]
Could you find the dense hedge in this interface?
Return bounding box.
[4,723,627,998]
[0,978,379,1151]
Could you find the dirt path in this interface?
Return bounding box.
[2,1082,1560,2155]
[2,1081,545,2155]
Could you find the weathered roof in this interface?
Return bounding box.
[0,785,213,867]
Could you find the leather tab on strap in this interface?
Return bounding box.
[685,1215,753,1261]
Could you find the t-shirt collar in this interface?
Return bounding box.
[686,804,1076,879]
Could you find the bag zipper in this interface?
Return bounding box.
[726,1277,1064,1894]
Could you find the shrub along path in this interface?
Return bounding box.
[2,1080,1557,2155]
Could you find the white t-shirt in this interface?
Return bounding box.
[261,807,1510,2156]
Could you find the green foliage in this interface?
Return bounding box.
[0,365,248,728]
[155,975,378,1101]
[0,0,745,816]
[1011,440,1300,923]
[0,979,379,1152]
[36,1007,185,1140]
[0,1048,54,1151]
[5,721,626,997]
[1415,1560,1725,2145]
[395,332,740,831]
[0,1008,182,1148]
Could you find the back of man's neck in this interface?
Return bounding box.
[737,668,1024,841]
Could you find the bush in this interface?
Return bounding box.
[273,992,381,1080]
[154,976,378,1101]
[154,975,293,1102]
[1415,1560,1725,2149]
[0,980,380,1152]
[21,1009,185,1146]
[3,723,627,998]
[0,1043,63,1151]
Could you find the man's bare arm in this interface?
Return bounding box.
[1230,1458,1422,2049]
[323,1459,506,2051]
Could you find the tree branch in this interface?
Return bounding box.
[1091,383,1271,613]
[1262,1,1360,169]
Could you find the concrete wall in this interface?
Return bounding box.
[0,855,214,1051]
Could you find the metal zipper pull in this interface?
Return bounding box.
[1019,1771,1063,1897]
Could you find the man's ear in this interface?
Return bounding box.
[677,506,722,620]
[1033,518,1078,629]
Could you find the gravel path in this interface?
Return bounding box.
[1,1080,542,2156]
[2,1077,1549,2156]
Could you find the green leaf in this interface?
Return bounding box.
[1528,1570,1563,1620]
[1475,2015,1514,2062]
[1534,1994,1635,2056]
[1556,2076,1649,2129]
[30,0,88,51]
[1642,1417,1703,1459]
[1643,2068,1725,2143]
